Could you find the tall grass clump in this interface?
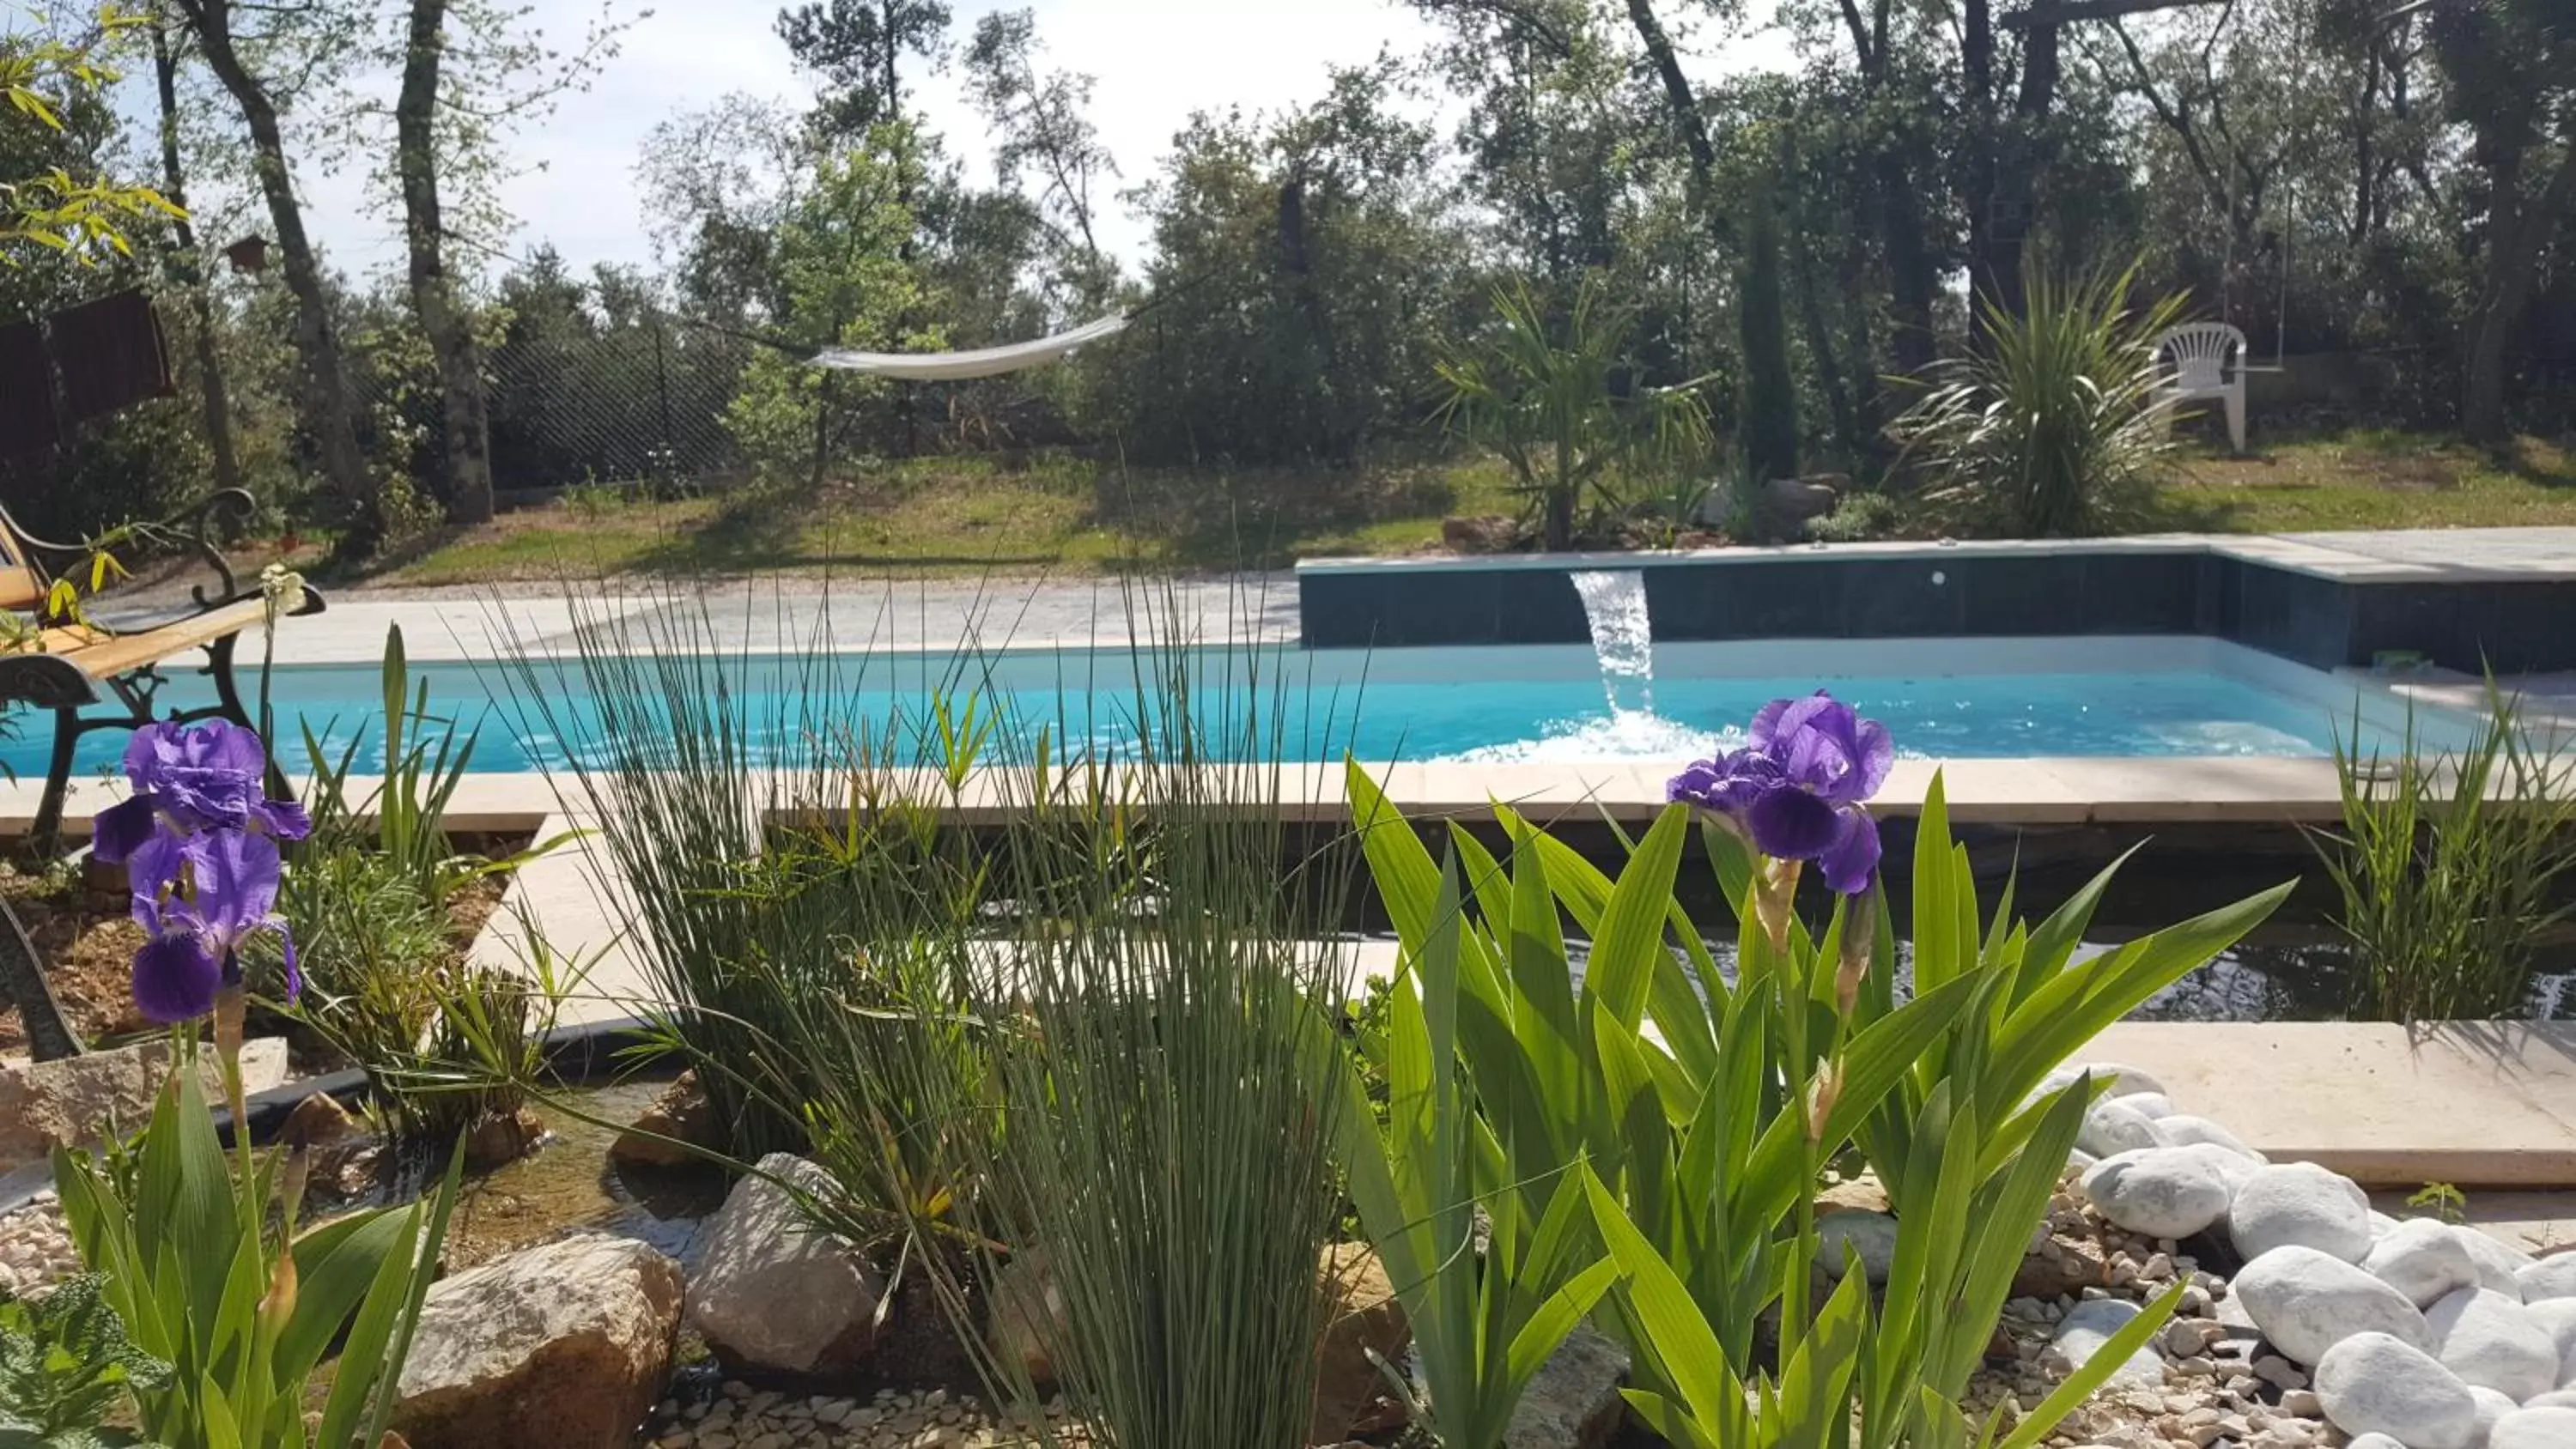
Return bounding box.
[1893,261,2186,537]
[2315,688,2576,1022]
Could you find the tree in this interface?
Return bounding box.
[167,0,379,555]
[145,16,241,498]
[2,13,179,263]
[1737,172,1799,485]
[394,0,494,523]
[962,8,1115,311]
[2427,0,2574,441]
[775,0,951,140]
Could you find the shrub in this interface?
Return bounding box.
[1804,488,1908,542]
[1892,261,2186,537]
[2314,687,2576,1022]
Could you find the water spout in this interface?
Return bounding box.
[1569,569,1656,712]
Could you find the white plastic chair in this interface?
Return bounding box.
[2154,322,2249,453]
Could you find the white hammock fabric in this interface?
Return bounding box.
[807,313,1128,380]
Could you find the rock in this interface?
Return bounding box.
[2082,1149,2235,1239]
[1312,1243,1409,1444]
[1441,515,1522,554]
[2312,1331,2479,1449]
[394,1233,683,1449]
[2426,1288,2561,1402]
[2519,1255,2576,1304]
[2230,1164,2374,1264]
[612,1070,720,1169]
[2112,1091,2178,1119]
[2458,1228,2537,1296]
[462,1105,546,1170]
[0,1036,289,1174]
[987,1248,1066,1385]
[2470,1385,2517,1446]
[1502,1325,1627,1449]
[2525,1391,2576,1410]
[687,1154,884,1378]
[2524,1298,2576,1364]
[2344,1438,2404,1449]
[2053,1299,2166,1389]
[2366,1218,2483,1308]
[1751,476,1840,542]
[2154,1115,2264,1163]
[2080,1099,2170,1157]
[277,1091,361,1151]
[1816,1210,1899,1284]
[2038,1062,2169,1102]
[2492,1408,2576,1449]
[2233,1246,2433,1366]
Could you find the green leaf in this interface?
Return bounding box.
[1993,1283,2189,1449]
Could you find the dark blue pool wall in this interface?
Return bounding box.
[1296,549,2576,674]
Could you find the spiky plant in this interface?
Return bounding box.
[1893,261,2187,537]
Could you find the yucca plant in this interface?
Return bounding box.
[1436,276,1712,550]
[1892,261,2188,537]
[2314,687,2576,1022]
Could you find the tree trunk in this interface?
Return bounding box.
[396,0,495,524]
[2464,135,2576,443]
[1624,0,1722,233]
[150,18,242,499]
[175,0,378,554]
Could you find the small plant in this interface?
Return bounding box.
[1436,276,1712,551]
[0,1275,173,1449]
[2314,685,2576,1022]
[1804,489,1907,543]
[1891,260,2186,537]
[2408,1182,2470,1225]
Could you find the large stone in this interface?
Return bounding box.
[2168,1140,2263,1194]
[2229,1162,2374,1264]
[2519,1254,2576,1304]
[0,1036,288,1174]
[393,1233,682,1449]
[1312,1243,1409,1444]
[2469,1385,2518,1446]
[2077,1098,2168,1157]
[2426,1287,2561,1403]
[2492,1408,2576,1449]
[1503,1325,1628,1449]
[1816,1210,1899,1284]
[2080,1149,2233,1240]
[986,1246,1066,1385]
[2458,1227,2537,1295]
[2051,1299,2165,1390]
[2153,1114,2265,1162]
[2233,1245,2433,1366]
[609,1070,719,1169]
[2365,1218,2482,1307]
[2036,1062,2169,1101]
[686,1153,884,1378]
[2109,1091,2178,1119]
[2524,1298,2576,1367]
[2312,1331,2479,1449]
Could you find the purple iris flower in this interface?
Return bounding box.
[1668,691,1893,894]
[128,829,299,1024]
[91,719,310,873]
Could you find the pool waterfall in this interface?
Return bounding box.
[1569,569,1657,713]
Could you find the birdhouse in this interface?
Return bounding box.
[223,234,270,275]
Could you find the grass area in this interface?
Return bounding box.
[2159,429,2576,531]
[379,454,1522,585]
[358,428,2576,586]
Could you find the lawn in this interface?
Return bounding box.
[376,455,1522,585]
[359,429,2576,586]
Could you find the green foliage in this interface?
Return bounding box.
[1803,489,1907,543]
[1341,767,2284,1447]
[1735,179,1799,486]
[0,1275,171,1449]
[1893,263,2188,537]
[1,12,180,267]
[2313,686,2576,1022]
[2407,1182,2469,1225]
[1437,276,1712,549]
[52,1063,459,1449]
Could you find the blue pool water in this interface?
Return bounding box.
[5,639,2471,776]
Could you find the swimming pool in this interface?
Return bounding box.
[8,633,2475,778]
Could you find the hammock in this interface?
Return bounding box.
[807,312,1128,380]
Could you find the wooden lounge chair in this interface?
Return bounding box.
[0,487,325,851]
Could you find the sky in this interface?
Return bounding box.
[293,0,1457,281]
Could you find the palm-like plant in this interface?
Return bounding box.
[1437,277,1712,551]
[1893,263,2188,537]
